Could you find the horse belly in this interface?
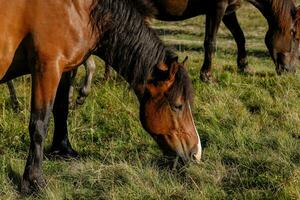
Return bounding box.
[0,0,28,81]
[155,0,207,20]
[0,39,31,83]
[163,0,189,16]
[225,0,242,14]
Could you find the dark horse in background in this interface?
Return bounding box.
[101,0,300,82]
[154,0,300,81]
[0,0,201,193]
[7,0,300,106]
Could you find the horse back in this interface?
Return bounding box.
[153,0,243,21]
[0,0,96,81]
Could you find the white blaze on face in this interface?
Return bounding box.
[188,103,202,162]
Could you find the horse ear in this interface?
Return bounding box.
[145,59,179,98]
[168,57,180,81]
[144,56,180,97]
[183,56,188,64]
[158,62,168,71]
[158,56,178,71]
[182,56,189,67]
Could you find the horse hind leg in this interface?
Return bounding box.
[76,56,96,105]
[222,12,253,74]
[51,72,78,158]
[68,68,78,105]
[200,3,227,82]
[103,62,112,81]
[7,81,20,112]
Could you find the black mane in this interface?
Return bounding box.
[90,0,193,103]
[90,0,164,86]
[270,0,296,31]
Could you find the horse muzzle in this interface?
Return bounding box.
[276,64,296,75]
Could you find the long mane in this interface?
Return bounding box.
[90,0,165,86]
[89,0,193,103]
[270,0,296,31]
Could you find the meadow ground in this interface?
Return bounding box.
[0,2,300,200]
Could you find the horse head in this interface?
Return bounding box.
[137,56,202,163]
[265,4,300,74]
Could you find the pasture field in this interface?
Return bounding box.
[0,2,300,200]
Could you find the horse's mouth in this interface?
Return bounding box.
[276,64,296,75]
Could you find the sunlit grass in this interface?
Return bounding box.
[0,2,299,200]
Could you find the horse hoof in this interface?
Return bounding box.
[12,104,20,113]
[200,72,216,83]
[76,97,86,105]
[49,146,79,159]
[238,66,255,75]
[21,179,31,194]
[102,74,111,81]
[21,176,46,194]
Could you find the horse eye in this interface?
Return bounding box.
[291,30,296,37]
[172,104,183,111]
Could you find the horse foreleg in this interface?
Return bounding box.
[51,72,78,157]
[200,3,227,82]
[76,56,96,105]
[21,64,62,194]
[7,80,19,111]
[222,12,252,73]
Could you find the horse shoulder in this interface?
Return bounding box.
[29,0,96,71]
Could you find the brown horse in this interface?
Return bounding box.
[156,0,300,81]
[0,0,201,193]
[42,0,300,105]
[101,0,300,82]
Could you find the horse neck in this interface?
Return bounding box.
[247,0,294,30]
[99,28,166,89]
[93,0,167,89]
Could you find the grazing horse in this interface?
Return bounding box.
[156,0,300,81]
[101,0,300,82]
[12,0,299,105]
[0,0,201,193]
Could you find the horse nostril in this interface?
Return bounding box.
[191,150,201,163]
[189,142,202,163]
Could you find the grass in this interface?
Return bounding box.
[0,2,300,200]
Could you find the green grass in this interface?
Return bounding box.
[1,2,300,200]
